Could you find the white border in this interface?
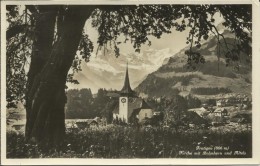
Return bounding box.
[252,0,260,162]
[1,1,7,165]
[1,0,260,165]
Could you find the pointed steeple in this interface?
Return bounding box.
[120,62,135,96]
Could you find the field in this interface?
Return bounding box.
[7,125,252,158]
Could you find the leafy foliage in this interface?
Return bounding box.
[65,88,117,122]
[6,4,252,109]
[66,88,94,118]
[67,33,94,85]
[183,5,252,68]
[185,95,202,109]
[6,6,33,107]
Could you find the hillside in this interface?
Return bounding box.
[135,31,252,100]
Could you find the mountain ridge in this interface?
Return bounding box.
[135,31,251,100]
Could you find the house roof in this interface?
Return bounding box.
[128,98,143,111]
[188,107,208,117]
[75,119,98,125]
[214,107,227,113]
[182,111,208,125]
[128,98,153,118]
[188,107,207,113]
[131,108,141,118]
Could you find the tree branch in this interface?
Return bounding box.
[6,24,27,39]
[26,5,38,14]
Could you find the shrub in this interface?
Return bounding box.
[7,125,251,158]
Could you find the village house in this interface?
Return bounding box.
[211,116,226,126]
[216,96,252,108]
[201,103,209,109]
[216,99,226,107]
[153,111,161,116]
[181,111,208,128]
[76,119,98,129]
[188,107,208,118]
[66,122,78,131]
[206,107,229,126]
[213,108,228,117]
[65,119,99,130]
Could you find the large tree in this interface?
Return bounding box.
[6,4,251,144]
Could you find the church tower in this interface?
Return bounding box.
[119,63,135,123]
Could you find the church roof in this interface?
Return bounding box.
[128,98,143,115]
[140,99,152,109]
[120,63,135,96]
[130,99,152,118]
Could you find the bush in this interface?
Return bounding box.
[7,125,252,158]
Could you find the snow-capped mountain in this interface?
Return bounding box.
[67,48,176,93]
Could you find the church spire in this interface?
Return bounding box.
[120,62,135,96]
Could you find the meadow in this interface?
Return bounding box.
[7,125,252,158]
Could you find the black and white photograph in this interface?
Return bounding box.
[1,0,260,165]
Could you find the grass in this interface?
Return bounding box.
[7,125,252,158]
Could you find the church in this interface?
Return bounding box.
[112,63,154,123]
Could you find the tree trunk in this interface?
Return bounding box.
[25,6,57,141]
[25,6,93,144]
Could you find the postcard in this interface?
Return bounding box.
[1,0,260,165]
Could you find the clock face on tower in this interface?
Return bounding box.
[121,98,126,103]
